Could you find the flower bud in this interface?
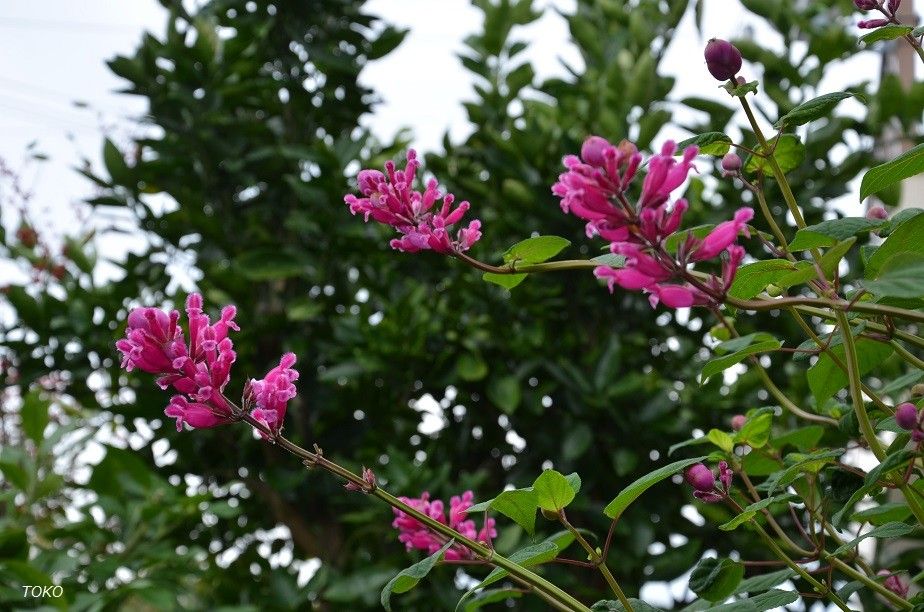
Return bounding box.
[766,284,784,297]
[912,383,924,397]
[685,463,715,492]
[731,414,747,431]
[877,570,909,598]
[888,0,902,14]
[854,0,879,9]
[704,39,742,81]
[721,153,742,176]
[895,402,919,430]
[866,205,888,220]
[858,18,890,28]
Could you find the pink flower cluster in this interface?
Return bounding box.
[392,491,496,560]
[345,150,481,254]
[116,293,298,436]
[553,136,753,309]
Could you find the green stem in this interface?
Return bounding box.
[836,311,885,460]
[752,523,850,612]
[890,340,924,371]
[453,251,597,275]
[559,512,632,611]
[729,295,924,326]
[250,418,591,611]
[793,305,924,351]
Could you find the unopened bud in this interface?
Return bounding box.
[705,39,743,81]
[895,402,919,430]
[685,463,715,492]
[541,508,559,521]
[721,152,742,176]
[888,0,901,14]
[853,0,879,9]
[766,284,784,297]
[858,18,890,28]
[866,205,888,220]
[911,383,924,397]
[731,414,747,431]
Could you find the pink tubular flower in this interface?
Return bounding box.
[344,150,481,254]
[117,293,297,434]
[247,353,299,437]
[554,136,753,311]
[392,491,496,561]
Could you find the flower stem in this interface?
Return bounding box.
[559,511,633,612]
[824,555,912,610]
[752,522,851,612]
[244,415,591,612]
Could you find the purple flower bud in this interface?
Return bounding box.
[858,18,890,28]
[854,0,879,10]
[731,414,747,431]
[866,205,889,220]
[877,570,909,598]
[895,402,919,430]
[704,39,743,81]
[721,153,742,176]
[685,463,715,492]
[888,0,901,14]
[718,461,733,490]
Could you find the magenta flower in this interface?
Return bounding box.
[554,136,753,310]
[704,39,743,81]
[345,150,482,254]
[392,491,497,561]
[117,293,298,435]
[247,353,299,437]
[685,461,732,503]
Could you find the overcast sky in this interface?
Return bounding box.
[0,0,882,278]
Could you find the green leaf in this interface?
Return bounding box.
[863,253,924,298]
[234,248,312,280]
[744,134,804,175]
[719,494,797,531]
[485,488,539,535]
[726,260,797,299]
[603,456,708,519]
[774,92,858,128]
[503,235,570,265]
[677,132,732,156]
[789,217,886,250]
[20,390,50,443]
[732,568,795,595]
[735,413,772,448]
[700,338,781,384]
[860,24,913,44]
[368,26,408,60]
[705,589,798,611]
[463,589,523,611]
[103,138,129,183]
[832,522,915,555]
[851,502,913,526]
[483,272,527,289]
[866,212,924,278]
[533,469,576,512]
[689,557,744,602]
[819,237,856,280]
[487,376,521,414]
[590,253,626,268]
[475,540,559,590]
[860,143,924,202]
[771,426,824,451]
[381,540,453,611]
[832,450,915,525]
[707,429,734,453]
[759,449,844,494]
[807,339,892,406]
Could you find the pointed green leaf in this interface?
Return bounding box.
[860,24,913,44]
[603,456,708,519]
[533,469,575,512]
[774,92,858,128]
[832,522,915,555]
[860,143,924,202]
[689,557,744,602]
[381,540,453,611]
